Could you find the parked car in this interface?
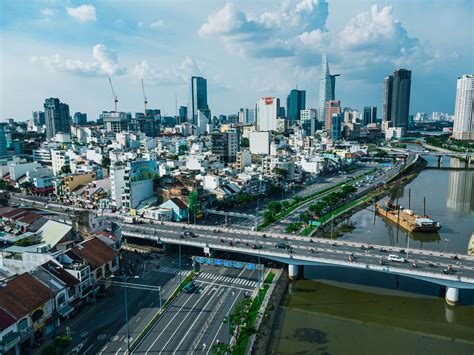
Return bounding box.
[274,242,290,249]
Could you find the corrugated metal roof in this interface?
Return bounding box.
[38,220,71,247]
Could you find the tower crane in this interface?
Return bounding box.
[108,77,118,111]
[141,79,148,116]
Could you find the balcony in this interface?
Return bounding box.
[0,331,20,351]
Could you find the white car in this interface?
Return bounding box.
[388,254,406,263]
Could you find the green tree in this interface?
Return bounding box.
[101,155,111,170]
[240,137,249,147]
[60,165,71,174]
[188,191,199,215]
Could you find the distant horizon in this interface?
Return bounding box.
[1,0,472,121]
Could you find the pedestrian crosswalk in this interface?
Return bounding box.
[199,272,258,288]
[155,266,189,276]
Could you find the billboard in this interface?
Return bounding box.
[264,97,274,105]
[129,160,159,182]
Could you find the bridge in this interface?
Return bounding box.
[120,221,474,306]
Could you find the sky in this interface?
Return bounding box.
[0,0,472,121]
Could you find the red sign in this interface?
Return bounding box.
[264,97,273,105]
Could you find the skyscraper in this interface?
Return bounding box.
[362,106,377,126]
[318,54,340,126]
[44,98,71,139]
[382,75,393,125]
[178,106,187,124]
[32,111,45,125]
[325,100,341,135]
[452,74,474,141]
[390,69,411,129]
[286,89,306,120]
[0,124,7,157]
[189,76,209,125]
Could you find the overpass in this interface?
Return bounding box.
[120,221,474,306]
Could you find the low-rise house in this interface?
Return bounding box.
[159,198,189,221]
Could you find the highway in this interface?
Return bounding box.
[132,266,259,354]
[120,221,474,286]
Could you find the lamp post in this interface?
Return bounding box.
[444,238,449,253]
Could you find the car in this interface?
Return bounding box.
[183,231,195,238]
[183,282,198,293]
[274,242,290,249]
[252,244,262,249]
[388,254,406,263]
[379,258,388,266]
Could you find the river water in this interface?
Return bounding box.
[269,148,474,354]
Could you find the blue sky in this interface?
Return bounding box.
[0,0,472,121]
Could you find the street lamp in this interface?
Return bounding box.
[443,238,449,253]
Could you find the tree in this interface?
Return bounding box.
[60,165,71,174]
[101,155,111,170]
[240,137,249,148]
[188,191,199,215]
[299,212,310,224]
[267,201,282,214]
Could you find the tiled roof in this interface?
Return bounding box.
[40,261,79,288]
[70,238,118,270]
[169,198,188,210]
[0,308,16,331]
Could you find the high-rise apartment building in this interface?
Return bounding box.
[452,74,474,141]
[318,54,340,126]
[211,129,240,163]
[362,106,377,126]
[383,69,411,131]
[44,98,71,139]
[73,112,87,125]
[238,108,255,125]
[189,76,209,125]
[286,89,306,120]
[256,97,280,131]
[325,100,341,135]
[32,111,45,125]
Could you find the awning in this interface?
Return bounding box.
[58,305,74,317]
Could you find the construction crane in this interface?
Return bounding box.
[141,78,148,116]
[108,77,118,111]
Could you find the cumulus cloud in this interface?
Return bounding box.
[132,57,202,85]
[150,20,165,28]
[31,44,125,76]
[337,5,433,73]
[40,8,57,16]
[66,4,96,23]
[199,1,329,58]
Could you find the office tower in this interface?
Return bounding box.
[44,98,71,139]
[73,112,87,125]
[362,106,377,126]
[256,97,280,131]
[32,111,45,125]
[452,74,474,140]
[331,113,342,141]
[318,54,340,126]
[382,75,393,125]
[189,76,209,124]
[0,124,7,157]
[238,108,255,125]
[278,107,286,118]
[134,109,161,137]
[390,69,411,129]
[286,89,306,120]
[178,106,187,124]
[325,100,341,134]
[211,129,240,163]
[101,111,131,133]
[300,108,317,136]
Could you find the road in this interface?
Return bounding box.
[132,265,259,354]
[47,253,193,355]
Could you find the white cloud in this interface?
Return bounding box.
[31,44,125,76]
[40,8,57,16]
[199,1,329,58]
[131,57,202,85]
[66,4,96,23]
[298,29,330,51]
[150,20,165,29]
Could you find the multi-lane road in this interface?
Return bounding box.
[132,265,260,354]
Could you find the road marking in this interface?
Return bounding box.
[98,345,108,355]
[83,344,94,354]
[115,348,122,355]
[144,278,220,354]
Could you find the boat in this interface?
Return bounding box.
[469,233,474,256]
[375,200,441,233]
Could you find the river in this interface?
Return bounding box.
[269,148,474,354]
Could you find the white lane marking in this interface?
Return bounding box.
[115,348,122,355]
[144,278,219,354]
[98,345,108,355]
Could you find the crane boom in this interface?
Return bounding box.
[108,77,118,111]
[141,78,148,116]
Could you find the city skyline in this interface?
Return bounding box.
[1,0,473,121]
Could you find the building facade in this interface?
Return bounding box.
[286,89,306,121]
[189,76,209,125]
[452,74,473,141]
[44,98,70,140]
[256,97,279,131]
[318,54,339,126]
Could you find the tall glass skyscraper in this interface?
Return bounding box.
[286,89,306,120]
[189,76,209,125]
[391,69,411,129]
[318,54,339,128]
[44,98,71,139]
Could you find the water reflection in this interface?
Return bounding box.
[447,158,474,216]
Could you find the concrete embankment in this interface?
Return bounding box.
[250,269,289,355]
